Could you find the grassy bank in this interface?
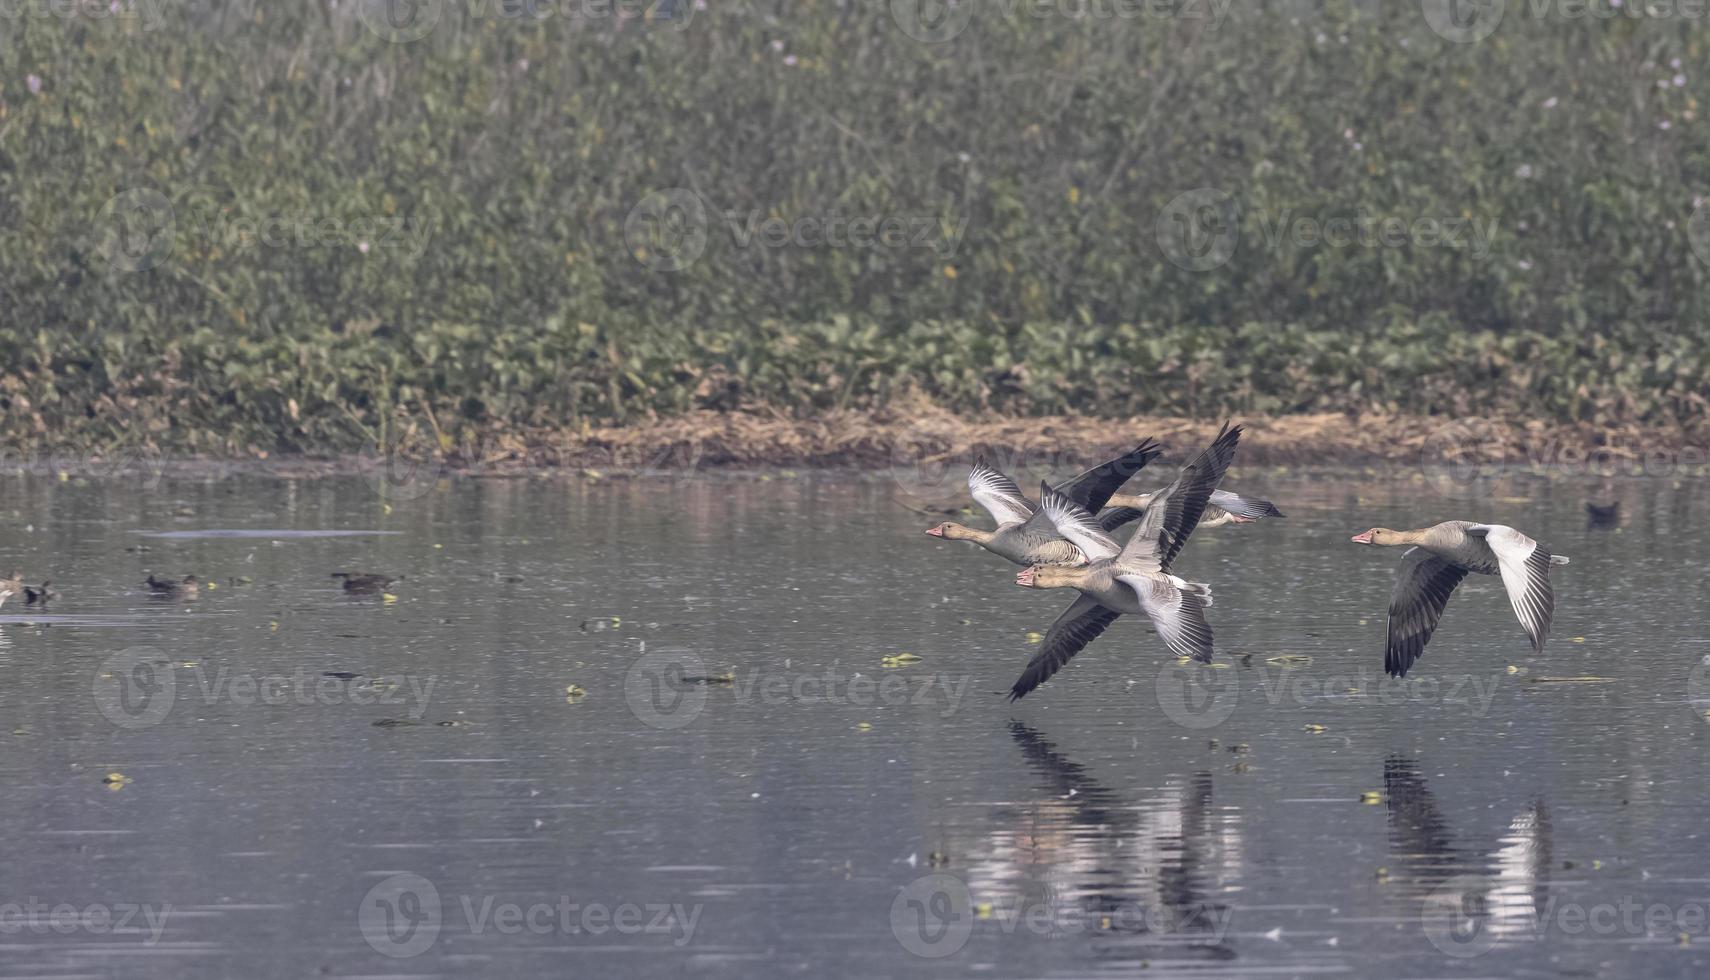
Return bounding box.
[2,2,1708,455]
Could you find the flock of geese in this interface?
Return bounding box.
[923,423,1571,700]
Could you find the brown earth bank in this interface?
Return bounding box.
[25,407,1710,481]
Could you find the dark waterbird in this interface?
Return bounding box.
[1585,500,1620,529]
[23,581,58,606]
[331,572,400,594]
[145,574,199,599]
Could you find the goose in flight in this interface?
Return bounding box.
[1351,522,1569,677]
[924,440,1162,566]
[1008,423,1243,700]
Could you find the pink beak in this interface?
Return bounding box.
[1350,530,1374,544]
[1015,567,1037,587]
[924,526,944,537]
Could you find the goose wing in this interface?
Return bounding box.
[1009,594,1122,701]
[1052,439,1163,513]
[1468,524,1562,653]
[967,457,1035,526]
[1119,574,1215,663]
[1037,482,1121,562]
[1118,422,1243,572]
[1207,488,1285,521]
[1385,547,1471,677]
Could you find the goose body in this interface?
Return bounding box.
[1104,488,1284,528]
[1351,521,1569,677]
[1008,423,1244,700]
[925,441,1163,567]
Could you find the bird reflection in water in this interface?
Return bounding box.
[950,722,1239,963]
[1383,754,1552,944]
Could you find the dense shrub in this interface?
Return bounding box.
[0,0,1706,452]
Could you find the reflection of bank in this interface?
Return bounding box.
[1383,755,1552,953]
[953,722,1240,959]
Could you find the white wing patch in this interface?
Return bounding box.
[1119,573,1214,662]
[1039,484,1121,562]
[1471,523,1557,652]
[967,460,1035,527]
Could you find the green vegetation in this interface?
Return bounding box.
[2,1,1708,454]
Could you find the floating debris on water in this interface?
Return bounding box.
[1025,631,1043,644]
[372,718,423,728]
[1528,676,1615,684]
[580,617,622,632]
[1303,723,1327,733]
[882,653,923,668]
[854,722,873,732]
[681,672,735,685]
[1360,791,1382,804]
[1266,655,1314,667]
[104,771,130,789]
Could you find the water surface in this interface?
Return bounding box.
[0,469,1706,978]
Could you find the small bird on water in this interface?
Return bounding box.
[23,581,57,607]
[146,574,199,599]
[331,572,400,594]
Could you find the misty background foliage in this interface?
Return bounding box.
[2,0,1708,454]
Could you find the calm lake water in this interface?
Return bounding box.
[1,467,1707,978]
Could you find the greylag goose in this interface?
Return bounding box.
[924,440,1163,566]
[0,571,20,609]
[1008,423,1243,700]
[1102,488,1283,529]
[146,574,199,599]
[1351,522,1569,677]
[332,572,401,594]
